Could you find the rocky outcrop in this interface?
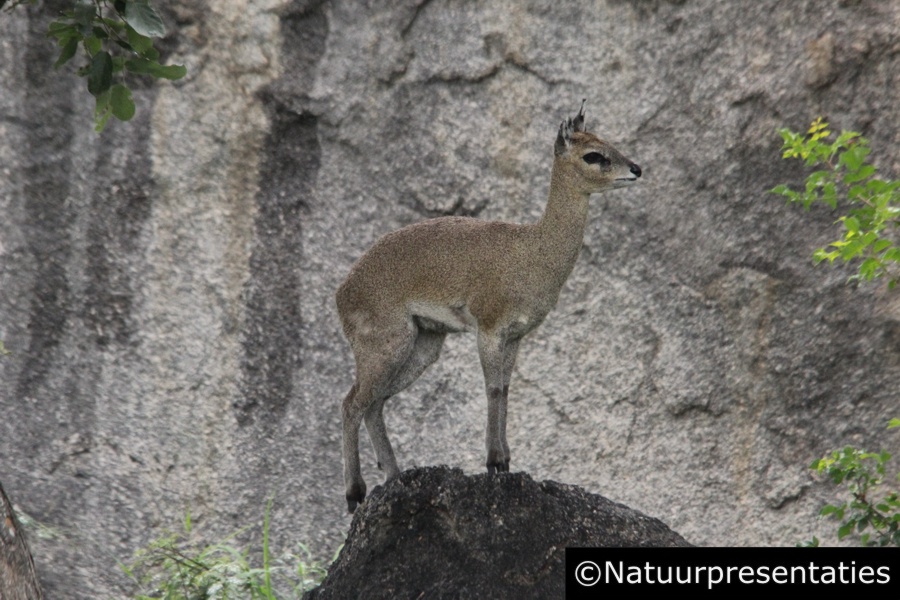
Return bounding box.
[0,1,897,597]
[304,467,690,599]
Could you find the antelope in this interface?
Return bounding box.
[336,101,642,512]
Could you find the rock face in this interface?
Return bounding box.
[304,467,690,599]
[0,0,898,597]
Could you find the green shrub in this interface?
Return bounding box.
[5,0,187,131]
[123,502,329,599]
[802,419,900,547]
[774,120,898,547]
[772,117,900,288]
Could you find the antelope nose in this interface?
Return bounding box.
[630,163,642,178]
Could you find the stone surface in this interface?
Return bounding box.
[0,0,898,597]
[304,466,690,599]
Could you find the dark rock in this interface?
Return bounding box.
[305,466,689,599]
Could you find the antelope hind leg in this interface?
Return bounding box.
[363,328,445,481]
[342,322,416,512]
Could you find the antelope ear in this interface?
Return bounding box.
[555,100,588,156]
[555,117,575,156]
[573,98,586,133]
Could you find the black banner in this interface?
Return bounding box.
[566,547,900,598]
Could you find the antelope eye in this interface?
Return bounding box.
[583,152,609,166]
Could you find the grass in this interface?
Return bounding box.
[122,500,331,599]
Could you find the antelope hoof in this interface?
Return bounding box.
[486,459,510,474]
[346,483,366,513]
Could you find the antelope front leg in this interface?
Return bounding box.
[486,387,507,473]
[478,329,510,474]
[498,337,520,469]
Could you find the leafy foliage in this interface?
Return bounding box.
[124,503,329,599]
[801,419,900,547]
[43,0,185,131]
[772,118,900,288]
[774,121,899,548]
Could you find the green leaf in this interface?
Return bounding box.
[806,170,829,191]
[803,536,820,547]
[48,20,77,38]
[125,58,186,80]
[859,258,880,280]
[83,35,102,56]
[866,178,896,196]
[154,63,187,80]
[110,84,135,121]
[125,23,155,55]
[55,36,79,68]
[94,89,112,132]
[113,39,135,53]
[778,128,798,147]
[884,248,900,263]
[101,17,126,32]
[813,248,839,264]
[771,184,790,195]
[87,50,113,97]
[111,56,127,74]
[73,0,97,36]
[874,239,892,253]
[888,418,900,429]
[141,45,160,61]
[834,130,861,148]
[842,144,872,172]
[47,22,81,49]
[844,165,877,185]
[822,181,837,208]
[848,185,866,201]
[839,240,864,261]
[838,522,855,539]
[124,1,166,38]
